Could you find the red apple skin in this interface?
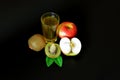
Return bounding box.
[56,22,77,38]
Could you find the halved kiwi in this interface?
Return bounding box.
[45,42,61,58]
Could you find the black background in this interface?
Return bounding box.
[0,0,120,80]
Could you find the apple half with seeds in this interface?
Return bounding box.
[45,43,61,58]
[59,37,82,56]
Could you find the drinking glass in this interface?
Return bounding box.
[41,12,60,43]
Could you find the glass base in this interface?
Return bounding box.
[45,38,57,43]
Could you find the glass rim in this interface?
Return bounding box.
[41,12,60,24]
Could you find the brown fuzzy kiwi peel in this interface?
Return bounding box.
[28,34,46,51]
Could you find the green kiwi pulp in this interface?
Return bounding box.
[45,43,61,58]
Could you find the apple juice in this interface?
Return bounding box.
[41,16,59,42]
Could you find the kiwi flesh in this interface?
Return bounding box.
[45,43,61,58]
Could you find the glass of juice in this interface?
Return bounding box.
[41,12,60,43]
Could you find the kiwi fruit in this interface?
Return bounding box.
[45,43,61,58]
[28,34,46,51]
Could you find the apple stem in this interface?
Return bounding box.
[66,26,71,29]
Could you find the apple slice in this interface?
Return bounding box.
[71,38,81,55]
[59,37,71,54]
[59,37,82,56]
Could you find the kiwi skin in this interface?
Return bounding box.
[28,34,46,51]
[45,42,61,58]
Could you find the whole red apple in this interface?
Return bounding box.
[56,22,77,38]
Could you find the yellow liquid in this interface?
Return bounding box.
[42,17,59,42]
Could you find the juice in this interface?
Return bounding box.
[41,16,59,42]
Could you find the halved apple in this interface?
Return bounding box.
[59,37,82,56]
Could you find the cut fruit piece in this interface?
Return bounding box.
[49,44,57,54]
[59,37,82,56]
[59,37,71,54]
[71,37,81,55]
[28,34,46,51]
[45,43,61,58]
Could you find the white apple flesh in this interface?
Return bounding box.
[71,38,81,55]
[59,37,71,54]
[60,37,82,56]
